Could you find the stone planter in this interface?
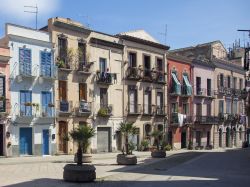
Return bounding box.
[151,150,166,158]
[117,154,137,165]
[74,154,92,163]
[63,164,96,182]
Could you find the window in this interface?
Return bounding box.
[19,48,32,75]
[233,77,237,89]
[78,42,86,65]
[58,37,67,61]
[20,90,32,116]
[79,121,87,127]
[239,79,243,90]
[100,88,108,108]
[226,99,231,114]
[128,52,136,67]
[144,89,152,114]
[227,76,231,88]
[79,83,87,101]
[42,92,52,117]
[99,58,107,73]
[207,103,211,116]
[219,100,224,114]
[196,103,202,116]
[144,55,151,78]
[233,100,237,114]
[40,51,52,77]
[171,103,178,113]
[239,102,243,114]
[59,81,67,101]
[0,76,5,112]
[207,79,211,96]
[156,58,163,71]
[219,74,224,87]
[128,86,137,113]
[183,103,189,115]
[196,77,201,94]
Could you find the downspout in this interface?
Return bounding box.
[190,64,194,147]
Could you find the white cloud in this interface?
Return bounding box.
[0,0,60,22]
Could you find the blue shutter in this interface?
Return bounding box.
[19,49,25,74]
[24,49,31,75]
[26,91,32,116]
[41,51,46,76]
[46,52,52,77]
[20,91,26,116]
[42,92,52,116]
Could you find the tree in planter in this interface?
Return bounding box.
[150,130,166,158]
[151,130,163,151]
[69,125,95,165]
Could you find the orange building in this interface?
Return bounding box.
[167,54,193,149]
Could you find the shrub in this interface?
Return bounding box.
[165,144,172,151]
[97,107,108,117]
[140,139,149,151]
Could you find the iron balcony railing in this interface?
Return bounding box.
[143,104,153,115]
[57,100,73,115]
[142,69,153,81]
[40,106,54,117]
[184,116,193,124]
[181,85,192,97]
[127,103,142,115]
[194,116,219,124]
[56,56,73,71]
[96,72,113,84]
[40,65,57,79]
[194,87,215,98]
[98,104,113,117]
[0,98,10,113]
[153,71,165,83]
[170,112,179,124]
[77,61,94,74]
[75,101,92,116]
[154,105,165,116]
[126,67,142,80]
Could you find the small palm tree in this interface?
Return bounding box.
[151,130,163,151]
[118,122,137,155]
[69,125,95,165]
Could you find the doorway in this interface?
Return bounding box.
[43,129,49,155]
[181,131,187,148]
[97,127,110,152]
[219,129,223,147]
[58,121,67,153]
[19,128,32,155]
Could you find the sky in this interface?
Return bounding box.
[0,0,249,49]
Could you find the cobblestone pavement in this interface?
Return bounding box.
[1,148,248,187]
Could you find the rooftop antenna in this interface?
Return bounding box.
[159,24,167,45]
[24,4,38,30]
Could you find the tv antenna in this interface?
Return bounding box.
[237,29,250,38]
[159,24,168,45]
[24,4,38,29]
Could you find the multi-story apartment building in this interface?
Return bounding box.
[0,24,56,156]
[116,30,169,149]
[43,17,124,154]
[172,41,247,149]
[0,46,10,156]
[167,54,192,149]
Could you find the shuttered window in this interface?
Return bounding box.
[19,48,31,75]
[0,77,5,112]
[79,83,87,101]
[59,81,67,101]
[20,91,32,116]
[41,51,52,77]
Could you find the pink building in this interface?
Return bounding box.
[0,46,10,156]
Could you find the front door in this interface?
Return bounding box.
[0,125,3,156]
[207,131,210,146]
[97,127,110,152]
[43,129,49,155]
[58,121,67,153]
[20,128,32,155]
[181,131,186,148]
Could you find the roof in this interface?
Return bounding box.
[118,30,159,43]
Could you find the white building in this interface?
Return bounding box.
[0,24,56,156]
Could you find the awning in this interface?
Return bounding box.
[171,73,181,85]
[171,73,181,94]
[183,74,192,95]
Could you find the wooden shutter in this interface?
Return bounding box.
[59,81,67,100]
[79,83,87,100]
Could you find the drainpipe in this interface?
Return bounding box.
[190,64,194,146]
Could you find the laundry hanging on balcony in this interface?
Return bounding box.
[183,74,192,95]
[171,73,181,94]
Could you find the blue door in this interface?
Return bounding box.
[43,129,49,155]
[20,91,32,116]
[41,51,51,77]
[42,92,52,117]
[20,128,32,155]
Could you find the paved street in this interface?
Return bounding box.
[0,148,249,187]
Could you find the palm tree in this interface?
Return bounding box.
[69,125,95,165]
[118,122,137,155]
[151,130,163,150]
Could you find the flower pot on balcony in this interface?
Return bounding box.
[24,102,32,106]
[151,150,166,158]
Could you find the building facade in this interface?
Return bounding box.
[0,24,56,156]
[0,46,10,156]
[167,54,192,149]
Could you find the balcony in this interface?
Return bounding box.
[96,72,113,85]
[40,106,54,118]
[170,85,181,96]
[225,88,233,96]
[194,88,215,98]
[127,103,142,115]
[97,104,113,117]
[40,65,57,80]
[181,86,192,97]
[126,67,142,81]
[77,61,94,75]
[75,101,92,116]
[143,104,153,115]
[170,112,179,124]
[232,89,242,98]
[0,98,10,114]
[152,71,165,84]
[57,100,73,116]
[184,116,193,124]
[56,57,73,72]
[217,86,226,95]
[154,105,166,116]
[194,116,219,124]
[142,69,153,82]
[18,63,38,79]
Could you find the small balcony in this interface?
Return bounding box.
[19,63,38,78]
[217,86,226,95]
[195,88,207,97]
[40,106,54,118]
[170,112,179,124]
[77,61,94,75]
[232,89,241,98]
[170,85,181,96]
[181,85,192,97]
[126,67,142,80]
[194,116,218,124]
[97,104,113,117]
[56,57,73,72]
[143,104,153,115]
[225,88,233,96]
[184,116,193,124]
[0,98,10,114]
[127,103,142,115]
[40,65,57,80]
[154,105,166,116]
[75,101,92,116]
[96,72,113,85]
[57,100,73,116]
[142,69,153,82]
[153,71,165,84]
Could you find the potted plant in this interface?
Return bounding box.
[63,125,96,182]
[0,96,5,101]
[140,139,149,151]
[24,102,32,106]
[165,144,172,151]
[150,130,166,158]
[117,122,138,165]
[48,103,55,107]
[97,107,108,117]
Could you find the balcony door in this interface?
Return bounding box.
[156,92,163,113]
[100,88,108,108]
[58,37,67,63]
[207,79,211,96]
[20,91,32,116]
[143,55,151,77]
[129,52,136,67]
[196,103,202,116]
[59,81,67,101]
[0,77,5,112]
[40,51,52,77]
[196,77,201,94]
[144,90,151,114]
[19,48,31,75]
[42,92,52,117]
[99,58,107,73]
[58,121,67,153]
[129,88,137,113]
[79,83,87,101]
